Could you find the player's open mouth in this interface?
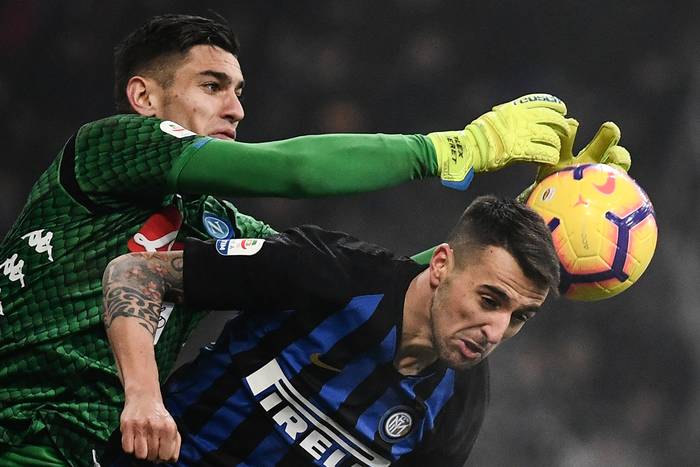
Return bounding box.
[457,339,483,360]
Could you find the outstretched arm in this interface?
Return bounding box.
[102,251,185,463]
[173,93,569,197]
[174,133,438,197]
[75,94,568,209]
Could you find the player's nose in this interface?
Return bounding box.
[481,312,510,345]
[222,91,244,124]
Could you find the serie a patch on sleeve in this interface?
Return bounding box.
[160,120,197,138]
[215,238,265,256]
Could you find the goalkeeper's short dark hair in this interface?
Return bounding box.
[448,195,560,295]
[113,13,240,113]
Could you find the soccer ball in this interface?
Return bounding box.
[526,164,657,301]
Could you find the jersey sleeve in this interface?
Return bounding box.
[174,133,438,198]
[64,115,439,209]
[65,114,211,209]
[183,225,395,312]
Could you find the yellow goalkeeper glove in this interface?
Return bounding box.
[428,93,570,190]
[517,119,632,202]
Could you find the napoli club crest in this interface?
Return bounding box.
[202,212,234,240]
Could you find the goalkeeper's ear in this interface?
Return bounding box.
[125,75,161,117]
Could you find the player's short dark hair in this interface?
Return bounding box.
[448,195,560,295]
[113,13,240,113]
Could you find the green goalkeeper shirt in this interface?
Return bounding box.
[0,114,438,466]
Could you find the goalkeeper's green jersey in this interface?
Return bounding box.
[0,115,276,466]
[0,112,439,466]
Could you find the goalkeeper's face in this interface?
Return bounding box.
[428,245,547,370]
[147,44,245,140]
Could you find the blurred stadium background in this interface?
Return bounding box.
[1,0,698,465]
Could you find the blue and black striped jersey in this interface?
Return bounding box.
[104,225,488,466]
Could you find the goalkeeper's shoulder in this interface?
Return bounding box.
[72,113,203,164]
[74,114,163,141]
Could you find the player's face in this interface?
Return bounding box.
[429,246,547,370]
[156,45,245,140]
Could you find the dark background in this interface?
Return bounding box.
[1,1,698,465]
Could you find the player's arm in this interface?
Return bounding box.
[101,228,365,461]
[173,93,570,196]
[102,251,185,463]
[71,93,568,208]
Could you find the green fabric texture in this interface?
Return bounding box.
[0,115,275,467]
[0,443,67,467]
[0,430,67,466]
[176,133,438,197]
[73,115,207,207]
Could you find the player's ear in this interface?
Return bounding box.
[429,243,453,288]
[125,76,162,116]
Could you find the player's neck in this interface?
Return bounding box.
[396,270,437,376]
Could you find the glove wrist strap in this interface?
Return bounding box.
[427,131,475,176]
[464,122,493,172]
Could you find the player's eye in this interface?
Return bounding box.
[203,82,221,93]
[512,312,534,324]
[480,296,499,310]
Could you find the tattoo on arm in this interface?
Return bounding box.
[103,252,184,336]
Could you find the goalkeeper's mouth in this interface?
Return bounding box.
[210,128,237,140]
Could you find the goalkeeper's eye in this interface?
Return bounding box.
[203,82,221,93]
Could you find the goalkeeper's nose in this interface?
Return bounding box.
[222,90,245,125]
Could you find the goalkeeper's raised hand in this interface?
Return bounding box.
[428,93,570,190]
[517,119,632,202]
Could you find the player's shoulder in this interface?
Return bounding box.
[283,224,394,257]
[72,114,205,159]
[279,225,406,281]
[76,114,162,138]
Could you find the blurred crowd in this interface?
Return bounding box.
[1,0,698,465]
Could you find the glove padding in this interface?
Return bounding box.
[517,119,632,202]
[428,93,570,190]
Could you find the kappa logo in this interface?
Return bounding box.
[1,254,25,288]
[21,229,54,262]
[202,213,233,239]
[128,206,184,252]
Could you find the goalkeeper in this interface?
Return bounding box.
[0,13,628,467]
